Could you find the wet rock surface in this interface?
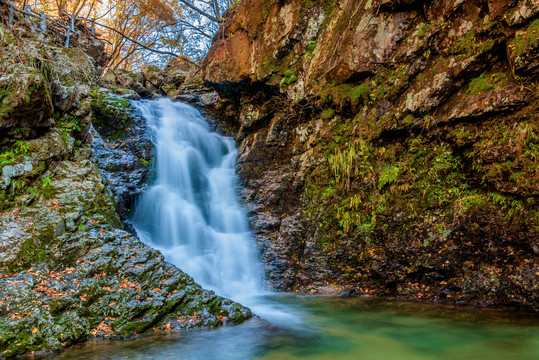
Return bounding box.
[89,89,154,224]
[0,227,250,358]
[202,0,539,308]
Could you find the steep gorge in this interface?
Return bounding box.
[202,0,538,308]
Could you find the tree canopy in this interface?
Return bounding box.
[14,0,234,69]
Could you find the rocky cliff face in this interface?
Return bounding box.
[202,0,538,308]
[0,19,250,358]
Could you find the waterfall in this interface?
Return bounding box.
[131,98,262,300]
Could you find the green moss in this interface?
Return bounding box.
[4,222,55,273]
[320,65,408,112]
[114,320,152,338]
[509,19,539,57]
[258,53,276,79]
[183,75,203,86]
[280,71,299,87]
[378,165,399,190]
[356,82,372,99]
[321,82,370,108]
[162,83,178,96]
[139,158,151,167]
[260,51,296,84]
[5,330,35,356]
[403,114,415,125]
[467,72,507,94]
[42,174,54,188]
[91,90,130,109]
[321,108,335,119]
[306,40,317,58]
[56,114,83,144]
[0,83,28,120]
[61,74,74,86]
[0,140,30,168]
[14,238,47,270]
[14,127,30,135]
[452,28,496,57]
[302,0,316,9]
[304,129,470,250]
[80,182,121,229]
[0,325,16,350]
[469,118,538,193]
[90,89,134,140]
[418,22,431,38]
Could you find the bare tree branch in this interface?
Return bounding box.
[172,19,213,39]
[89,20,181,57]
[175,0,219,22]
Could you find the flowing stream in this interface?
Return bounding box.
[130,98,262,301]
[50,98,539,359]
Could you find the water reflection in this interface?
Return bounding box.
[48,296,539,360]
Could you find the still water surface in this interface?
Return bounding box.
[49,295,539,360]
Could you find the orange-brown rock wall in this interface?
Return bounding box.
[202,0,539,309]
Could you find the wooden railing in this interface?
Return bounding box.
[1,0,181,57]
[2,0,90,48]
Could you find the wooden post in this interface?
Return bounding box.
[71,13,76,32]
[64,28,70,47]
[40,11,46,34]
[65,24,71,47]
[65,13,76,47]
[24,5,30,22]
[8,1,14,26]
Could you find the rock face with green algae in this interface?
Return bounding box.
[201,0,539,308]
[89,97,154,224]
[0,18,251,359]
[90,87,137,140]
[0,228,250,358]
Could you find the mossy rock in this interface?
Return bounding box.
[90,89,135,140]
[0,70,54,130]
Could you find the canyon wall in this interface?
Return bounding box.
[202,0,539,308]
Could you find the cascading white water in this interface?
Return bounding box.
[131,98,262,300]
